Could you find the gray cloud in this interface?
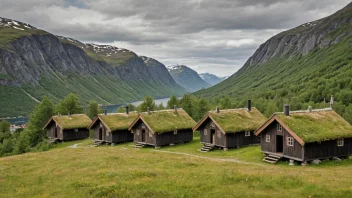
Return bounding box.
[0,0,350,76]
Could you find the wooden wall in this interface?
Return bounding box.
[304,138,352,161]
[62,128,89,141]
[91,119,133,143]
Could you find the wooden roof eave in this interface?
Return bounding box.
[128,114,155,134]
[192,112,210,131]
[43,117,64,130]
[208,115,226,134]
[87,116,99,130]
[254,114,305,146]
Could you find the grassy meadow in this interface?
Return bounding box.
[0,137,352,198]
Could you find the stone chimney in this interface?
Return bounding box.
[247,99,251,112]
[104,109,107,115]
[125,106,129,114]
[174,105,177,113]
[330,95,334,109]
[216,106,220,113]
[284,104,290,116]
[147,107,151,115]
[308,106,313,113]
[68,111,71,116]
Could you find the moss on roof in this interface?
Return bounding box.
[276,109,352,143]
[140,109,196,133]
[209,108,267,133]
[52,114,92,130]
[99,112,138,132]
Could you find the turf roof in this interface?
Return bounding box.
[51,114,92,130]
[208,108,267,133]
[138,109,196,133]
[98,112,138,132]
[276,109,352,143]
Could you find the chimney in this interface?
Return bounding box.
[174,105,177,113]
[68,111,71,116]
[308,106,312,113]
[125,106,129,114]
[284,104,290,116]
[216,106,220,113]
[247,99,251,112]
[147,107,151,115]
[330,95,334,109]
[104,109,107,115]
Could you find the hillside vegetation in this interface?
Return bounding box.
[0,138,351,198]
[195,3,352,123]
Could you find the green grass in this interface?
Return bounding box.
[1,136,351,197]
[0,27,47,49]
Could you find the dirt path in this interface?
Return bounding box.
[153,150,265,166]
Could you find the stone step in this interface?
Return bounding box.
[263,159,276,164]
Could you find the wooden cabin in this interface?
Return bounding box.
[193,100,267,151]
[44,114,92,142]
[88,109,138,145]
[255,105,352,164]
[128,107,196,148]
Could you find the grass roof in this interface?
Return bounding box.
[52,114,92,130]
[140,109,196,133]
[276,109,352,143]
[98,112,138,132]
[209,108,267,133]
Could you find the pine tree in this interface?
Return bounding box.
[219,96,232,109]
[167,95,178,109]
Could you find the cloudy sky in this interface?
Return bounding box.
[1,0,350,76]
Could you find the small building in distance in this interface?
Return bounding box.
[128,107,196,148]
[88,108,138,145]
[255,105,352,164]
[44,114,92,142]
[193,100,267,151]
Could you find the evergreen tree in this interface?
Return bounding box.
[87,100,101,119]
[219,96,232,109]
[179,94,194,117]
[0,120,11,144]
[343,104,352,124]
[167,95,178,109]
[55,93,83,115]
[194,98,210,121]
[137,96,155,112]
[158,102,165,110]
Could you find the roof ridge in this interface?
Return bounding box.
[53,114,87,117]
[209,107,256,112]
[275,108,333,114]
[140,108,184,114]
[99,111,138,115]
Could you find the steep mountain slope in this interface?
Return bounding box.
[195,3,352,110]
[167,65,211,92]
[0,17,185,117]
[199,73,226,86]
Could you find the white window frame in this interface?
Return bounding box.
[217,130,221,138]
[74,129,78,133]
[287,137,294,147]
[204,129,207,136]
[277,123,282,132]
[266,134,270,142]
[211,122,215,129]
[245,131,251,137]
[337,138,344,147]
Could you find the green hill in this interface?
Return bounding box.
[195,3,352,118]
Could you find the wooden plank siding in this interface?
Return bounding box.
[199,118,259,148]
[304,138,352,161]
[132,120,193,147]
[46,121,89,141]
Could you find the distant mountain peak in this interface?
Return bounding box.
[0,17,37,30]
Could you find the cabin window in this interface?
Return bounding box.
[106,131,109,136]
[217,130,221,138]
[245,131,251,137]
[141,124,145,129]
[287,137,294,146]
[337,138,344,147]
[204,129,207,136]
[266,134,270,142]
[174,130,177,135]
[74,129,78,133]
[137,129,140,136]
[149,131,153,137]
[100,124,103,128]
[277,123,282,132]
[211,122,215,129]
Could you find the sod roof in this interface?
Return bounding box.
[94,112,138,132]
[205,108,267,133]
[45,114,92,130]
[130,109,196,133]
[276,109,352,143]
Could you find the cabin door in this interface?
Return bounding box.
[141,129,146,142]
[99,128,103,140]
[276,135,283,153]
[211,129,215,144]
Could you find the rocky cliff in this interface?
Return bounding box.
[0,17,185,117]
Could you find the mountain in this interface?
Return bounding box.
[195,3,352,111]
[167,65,211,92]
[199,73,226,86]
[0,17,186,117]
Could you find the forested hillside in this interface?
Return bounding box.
[0,17,185,117]
[195,3,352,122]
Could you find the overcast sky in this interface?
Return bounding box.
[1,0,350,76]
